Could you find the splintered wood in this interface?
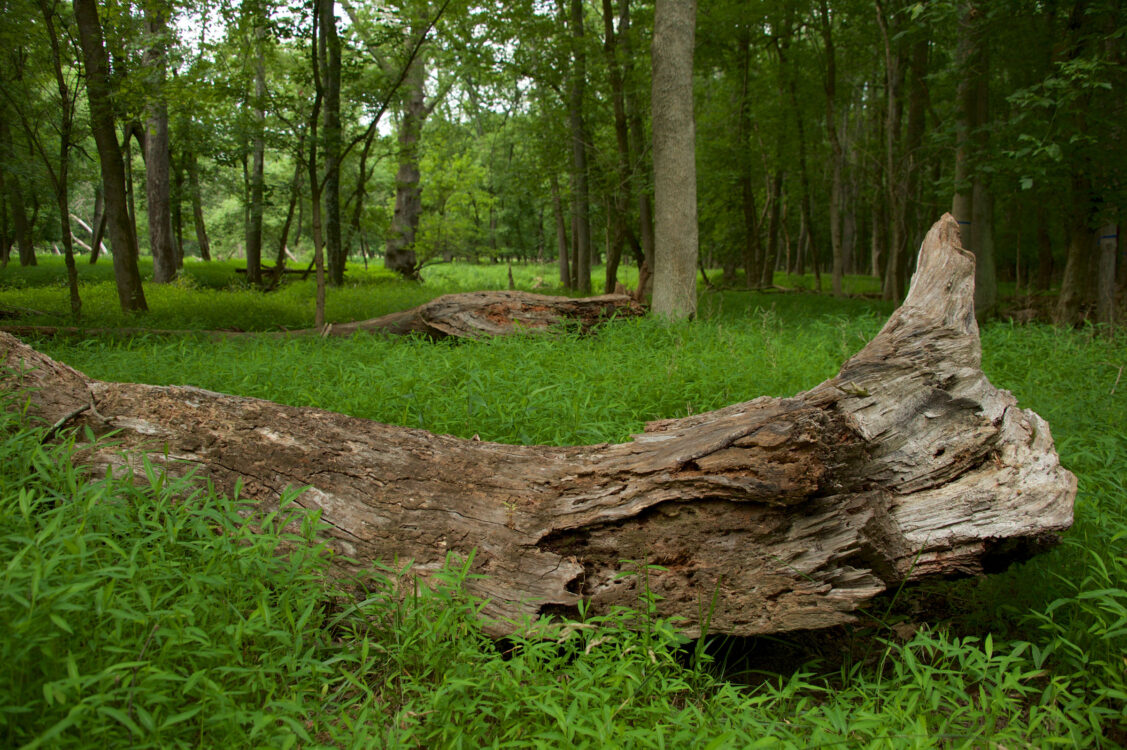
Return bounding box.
[1,215,1075,637]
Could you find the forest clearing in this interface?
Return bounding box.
[2,0,1127,745]
[2,239,1125,747]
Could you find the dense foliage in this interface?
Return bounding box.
[1,0,1124,318]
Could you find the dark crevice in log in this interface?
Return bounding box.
[0,215,1075,638]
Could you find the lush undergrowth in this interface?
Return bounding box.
[2,258,1125,747]
[1,256,887,332]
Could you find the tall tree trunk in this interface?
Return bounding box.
[600,0,631,294]
[567,0,592,294]
[876,0,908,302]
[619,0,653,295]
[245,6,268,285]
[123,127,138,249]
[1096,222,1117,328]
[186,151,211,261]
[37,0,81,316]
[736,29,761,290]
[951,1,995,319]
[385,45,425,280]
[321,0,344,286]
[73,0,147,311]
[904,36,929,281]
[309,25,327,328]
[273,134,306,284]
[651,0,698,320]
[819,1,845,297]
[0,119,35,267]
[143,3,176,283]
[761,170,784,288]
[171,151,184,269]
[551,174,571,288]
[89,184,105,262]
[789,50,817,288]
[348,123,378,269]
[1056,174,1095,325]
[1035,204,1053,291]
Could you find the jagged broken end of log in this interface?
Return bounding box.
[0,214,1076,639]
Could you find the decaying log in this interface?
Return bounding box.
[308,290,643,339]
[0,290,644,341]
[0,216,1075,637]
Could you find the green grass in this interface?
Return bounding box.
[2,257,1126,747]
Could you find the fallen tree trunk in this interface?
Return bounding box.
[1,216,1075,637]
[0,290,644,341]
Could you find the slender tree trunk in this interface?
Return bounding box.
[186,151,211,261]
[277,134,306,269]
[321,0,344,286]
[551,174,571,288]
[876,0,908,302]
[89,184,104,262]
[73,0,147,311]
[143,3,176,283]
[780,30,817,289]
[1035,204,1053,290]
[348,124,377,268]
[171,151,184,268]
[951,2,995,318]
[761,170,784,288]
[309,38,327,328]
[619,0,653,294]
[1096,222,1117,328]
[819,1,846,296]
[385,43,425,280]
[600,0,631,294]
[0,191,9,267]
[904,36,929,283]
[736,30,761,289]
[0,119,35,267]
[567,0,592,294]
[37,0,81,315]
[123,127,138,249]
[1056,174,1095,325]
[651,0,698,319]
[244,7,268,285]
[1118,222,1126,293]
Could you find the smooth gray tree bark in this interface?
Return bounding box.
[651,0,698,320]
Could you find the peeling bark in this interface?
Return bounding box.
[1,217,1075,638]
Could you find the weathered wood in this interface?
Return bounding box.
[0,290,644,341]
[0,216,1075,637]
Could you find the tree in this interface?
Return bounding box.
[385,5,437,280]
[320,0,344,286]
[244,0,269,285]
[651,0,698,319]
[951,1,996,319]
[34,0,82,314]
[143,0,176,283]
[73,0,147,312]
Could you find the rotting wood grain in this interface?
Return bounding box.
[0,215,1075,637]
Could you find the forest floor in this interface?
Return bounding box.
[1,256,1125,748]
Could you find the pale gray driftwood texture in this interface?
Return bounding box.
[0,215,1075,637]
